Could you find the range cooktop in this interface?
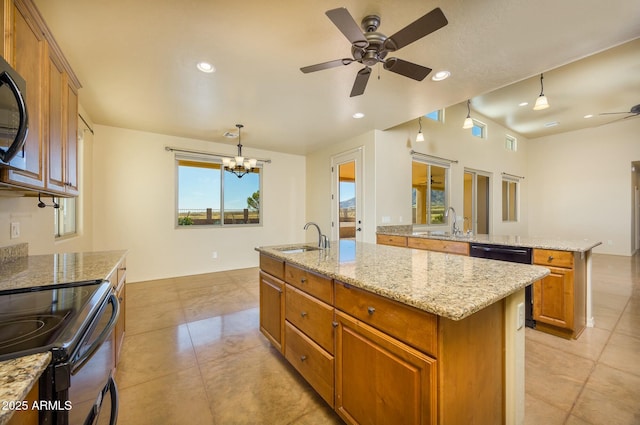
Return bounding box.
[0,280,110,362]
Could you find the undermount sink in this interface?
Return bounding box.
[275,245,321,254]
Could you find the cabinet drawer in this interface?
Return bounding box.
[285,263,333,304]
[285,321,334,408]
[260,254,284,280]
[285,284,334,354]
[334,281,437,357]
[376,234,407,247]
[533,249,573,268]
[407,237,469,256]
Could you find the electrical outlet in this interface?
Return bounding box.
[211,251,218,259]
[10,222,20,239]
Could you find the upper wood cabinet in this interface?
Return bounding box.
[0,0,81,196]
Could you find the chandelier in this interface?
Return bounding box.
[222,124,257,178]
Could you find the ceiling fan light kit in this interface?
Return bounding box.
[300,7,448,97]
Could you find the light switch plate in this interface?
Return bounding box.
[10,222,20,239]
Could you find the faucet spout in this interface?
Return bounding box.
[444,207,460,236]
[304,222,328,248]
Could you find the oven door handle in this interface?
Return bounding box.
[71,293,120,374]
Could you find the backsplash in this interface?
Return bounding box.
[0,243,28,265]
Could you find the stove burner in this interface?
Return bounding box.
[0,288,89,316]
[0,314,66,354]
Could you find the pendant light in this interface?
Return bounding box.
[416,117,424,142]
[222,124,257,178]
[462,99,473,129]
[533,73,549,110]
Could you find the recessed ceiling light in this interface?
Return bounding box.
[583,114,594,119]
[196,62,215,73]
[543,121,559,127]
[352,112,365,119]
[518,102,529,107]
[431,70,450,81]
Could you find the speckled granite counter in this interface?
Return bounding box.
[377,226,602,252]
[0,353,51,425]
[256,240,549,321]
[0,250,128,292]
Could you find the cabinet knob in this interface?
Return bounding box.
[300,311,308,318]
[367,306,376,315]
[300,355,307,362]
[300,277,307,283]
[332,321,338,328]
[548,255,554,262]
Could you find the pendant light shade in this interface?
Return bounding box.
[533,73,550,110]
[416,117,424,142]
[462,100,474,129]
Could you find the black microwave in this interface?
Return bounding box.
[0,55,28,165]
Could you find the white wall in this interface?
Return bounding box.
[305,103,532,242]
[527,117,640,255]
[91,125,306,282]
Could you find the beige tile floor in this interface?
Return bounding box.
[115,253,639,424]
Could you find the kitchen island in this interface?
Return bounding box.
[256,240,550,425]
[377,226,602,339]
[0,248,127,425]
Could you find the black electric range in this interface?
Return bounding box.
[0,279,120,425]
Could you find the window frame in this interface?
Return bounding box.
[411,157,450,228]
[54,197,77,238]
[471,118,487,139]
[501,177,519,222]
[175,156,263,228]
[425,109,445,123]
[505,134,517,151]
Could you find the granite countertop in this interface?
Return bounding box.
[0,250,128,292]
[377,226,602,253]
[256,240,549,321]
[0,249,127,424]
[0,353,51,425]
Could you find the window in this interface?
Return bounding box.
[425,109,444,122]
[505,134,517,151]
[54,197,77,237]
[471,119,487,139]
[412,160,448,225]
[176,158,261,226]
[502,178,518,221]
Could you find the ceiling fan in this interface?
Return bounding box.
[300,7,448,97]
[599,103,640,123]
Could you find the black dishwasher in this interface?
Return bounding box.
[469,243,535,328]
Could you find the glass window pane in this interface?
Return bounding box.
[178,162,221,225]
[223,168,260,224]
[55,197,77,237]
[412,161,448,225]
[412,161,428,224]
[502,180,518,222]
[430,165,446,224]
[338,161,356,239]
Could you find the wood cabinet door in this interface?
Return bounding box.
[46,52,66,192]
[533,266,574,329]
[259,271,285,353]
[2,1,45,188]
[64,82,78,194]
[335,311,436,425]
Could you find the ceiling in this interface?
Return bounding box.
[33,0,640,155]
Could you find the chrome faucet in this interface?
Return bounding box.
[444,207,460,236]
[304,222,330,248]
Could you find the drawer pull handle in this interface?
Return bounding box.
[300,277,307,283]
[300,355,307,362]
[548,255,554,262]
[300,311,308,318]
[367,306,376,315]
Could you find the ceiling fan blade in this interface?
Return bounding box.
[383,58,432,81]
[300,58,353,73]
[383,7,448,52]
[599,111,631,115]
[326,8,368,48]
[350,67,371,97]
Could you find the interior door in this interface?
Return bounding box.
[464,170,490,235]
[332,148,363,242]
